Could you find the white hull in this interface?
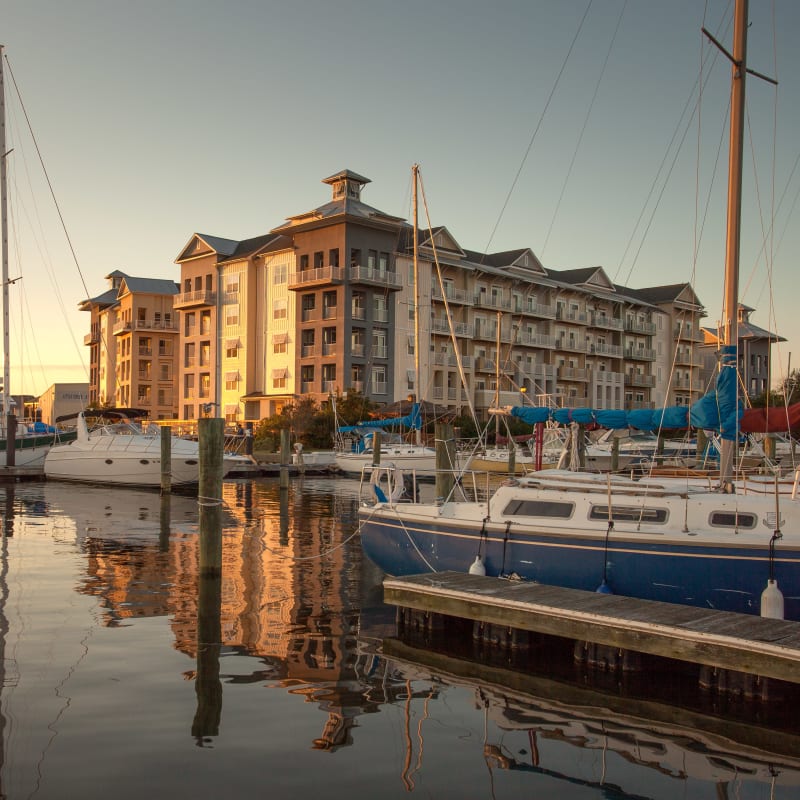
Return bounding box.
[44,426,246,487]
[336,446,439,476]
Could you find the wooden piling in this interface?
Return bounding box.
[198,417,224,577]
[435,422,455,502]
[244,421,254,457]
[280,428,291,489]
[372,430,382,466]
[611,435,620,472]
[160,425,172,494]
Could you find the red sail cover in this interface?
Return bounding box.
[740,402,800,433]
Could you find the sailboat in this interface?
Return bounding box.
[0,47,75,469]
[357,0,800,621]
[335,165,439,477]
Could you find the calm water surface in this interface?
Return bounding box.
[0,477,798,799]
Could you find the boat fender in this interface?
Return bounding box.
[760,579,784,619]
[595,580,613,594]
[469,556,486,576]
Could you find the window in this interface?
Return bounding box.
[301,294,315,322]
[709,511,758,529]
[273,299,288,319]
[299,254,309,270]
[322,291,337,319]
[157,388,171,406]
[314,251,324,268]
[226,340,239,358]
[407,335,415,356]
[301,365,314,391]
[199,373,211,398]
[272,367,288,390]
[322,364,336,391]
[273,263,287,284]
[272,333,287,354]
[371,366,386,394]
[137,385,151,404]
[159,363,172,381]
[185,342,196,367]
[184,373,195,393]
[225,371,240,391]
[589,506,668,524]
[352,292,365,320]
[200,341,211,366]
[374,295,388,322]
[329,248,339,267]
[378,252,389,273]
[301,329,315,357]
[183,404,193,419]
[159,339,172,357]
[368,250,377,270]
[372,329,387,358]
[502,500,574,518]
[200,310,211,335]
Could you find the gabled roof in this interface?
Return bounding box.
[551,266,617,294]
[79,287,120,311]
[703,322,785,344]
[175,233,240,263]
[118,277,179,296]
[219,233,293,264]
[631,282,703,307]
[104,269,128,280]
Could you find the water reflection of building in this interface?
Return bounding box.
[70,478,378,749]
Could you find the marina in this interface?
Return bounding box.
[1,475,799,800]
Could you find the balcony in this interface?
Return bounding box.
[590,342,623,358]
[590,313,623,331]
[349,266,402,290]
[301,381,315,393]
[351,343,365,357]
[624,319,657,335]
[517,302,557,319]
[84,331,99,345]
[350,380,365,393]
[564,310,589,324]
[625,372,656,387]
[432,285,473,305]
[288,265,343,289]
[373,309,389,323]
[517,332,556,349]
[322,342,336,356]
[557,337,588,354]
[138,347,153,357]
[474,357,497,373]
[372,345,388,359]
[322,306,337,320]
[594,370,625,385]
[674,325,704,342]
[322,380,337,393]
[557,366,589,382]
[473,389,523,407]
[174,290,216,309]
[432,318,471,337]
[673,377,704,391]
[301,344,316,358]
[113,320,132,335]
[674,350,696,366]
[352,307,366,320]
[473,293,511,311]
[624,347,657,361]
[372,381,387,395]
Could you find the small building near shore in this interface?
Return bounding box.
[37,383,89,426]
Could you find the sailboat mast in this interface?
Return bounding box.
[0,46,9,418]
[719,0,748,483]
[412,164,421,446]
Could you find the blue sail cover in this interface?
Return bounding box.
[338,403,422,433]
[511,351,742,435]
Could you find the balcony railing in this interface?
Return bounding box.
[372,381,387,395]
[624,347,657,361]
[350,381,364,393]
[288,265,343,289]
[352,307,366,320]
[557,366,589,382]
[474,293,511,311]
[349,266,402,290]
[624,319,657,335]
[372,345,388,359]
[322,380,337,393]
[432,285,473,305]
[590,313,623,330]
[351,343,365,357]
[625,373,656,387]
[373,310,389,323]
[301,344,316,358]
[590,343,623,357]
[174,290,217,309]
[322,342,336,356]
[84,331,99,345]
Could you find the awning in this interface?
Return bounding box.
[272,367,288,378]
[272,332,288,344]
[406,369,416,381]
[224,404,239,414]
[224,371,240,381]
[225,338,241,349]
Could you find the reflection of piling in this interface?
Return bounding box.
[280,429,290,489]
[160,425,172,495]
[279,482,289,546]
[198,418,224,576]
[3,486,14,537]
[5,414,15,467]
[435,423,455,503]
[159,494,170,552]
[192,573,222,742]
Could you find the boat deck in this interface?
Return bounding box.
[383,571,800,684]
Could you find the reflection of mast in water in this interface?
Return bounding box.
[0,487,12,795]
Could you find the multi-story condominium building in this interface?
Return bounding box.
[81,271,180,417]
[274,170,407,404]
[174,232,294,423]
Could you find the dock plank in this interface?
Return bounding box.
[383,571,800,684]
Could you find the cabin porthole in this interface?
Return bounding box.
[105,459,113,464]
[185,459,198,466]
[140,459,149,465]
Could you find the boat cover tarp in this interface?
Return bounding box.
[511,347,750,437]
[740,402,800,433]
[338,403,421,433]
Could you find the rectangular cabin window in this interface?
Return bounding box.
[709,511,758,529]
[502,500,574,519]
[589,505,668,524]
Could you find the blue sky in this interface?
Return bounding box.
[3,0,799,397]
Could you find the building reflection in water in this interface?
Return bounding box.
[58,476,800,795]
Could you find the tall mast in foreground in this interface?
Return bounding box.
[0,46,10,418]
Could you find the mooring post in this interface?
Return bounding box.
[372,430,382,466]
[161,425,172,494]
[435,422,455,503]
[5,412,16,467]
[611,435,620,472]
[280,428,291,489]
[244,421,254,458]
[198,417,224,577]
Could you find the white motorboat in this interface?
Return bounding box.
[44,411,250,487]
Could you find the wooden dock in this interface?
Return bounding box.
[0,466,45,483]
[383,572,800,685]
